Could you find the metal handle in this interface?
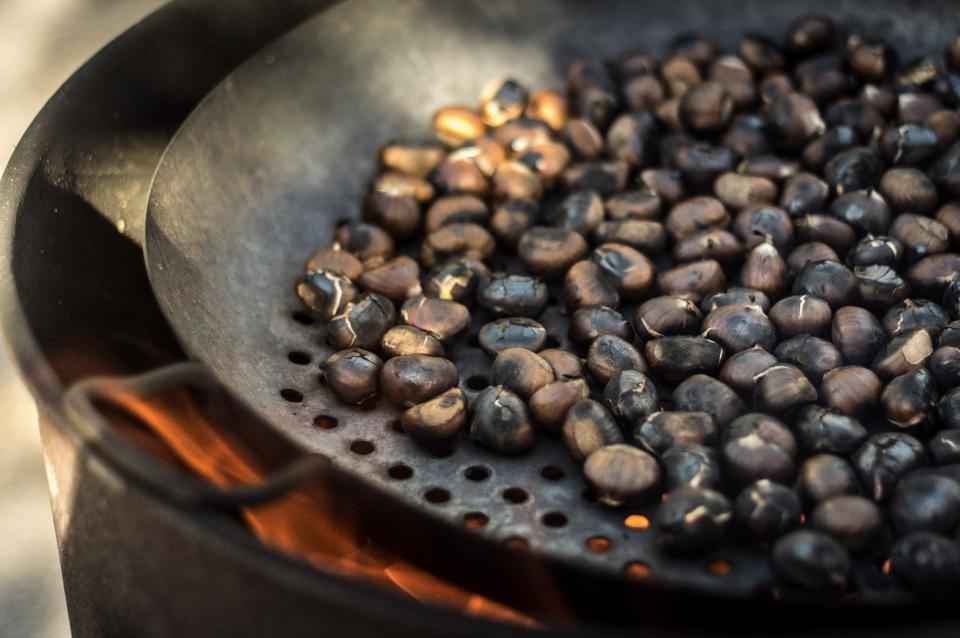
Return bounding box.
[61,361,329,508]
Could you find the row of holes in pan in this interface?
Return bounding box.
[282,309,745,582]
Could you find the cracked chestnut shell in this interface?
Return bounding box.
[469,386,535,454]
[656,486,732,555]
[701,303,777,353]
[476,273,548,318]
[327,292,396,350]
[401,388,467,443]
[631,411,715,456]
[400,295,470,344]
[478,318,547,355]
[586,334,647,386]
[734,479,801,541]
[380,355,458,407]
[569,305,633,345]
[297,269,358,321]
[753,364,817,413]
[380,325,444,358]
[321,348,383,405]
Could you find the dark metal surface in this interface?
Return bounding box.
[145,0,960,608]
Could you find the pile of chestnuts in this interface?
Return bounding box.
[298,17,960,599]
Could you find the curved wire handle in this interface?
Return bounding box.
[61,362,330,508]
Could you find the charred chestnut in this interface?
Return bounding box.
[400,295,471,344]
[564,260,620,311]
[478,318,548,355]
[881,369,939,429]
[798,454,861,505]
[381,325,445,358]
[562,399,623,461]
[772,530,851,591]
[477,273,548,318]
[631,411,716,456]
[769,295,832,337]
[644,335,724,383]
[358,256,422,303]
[401,388,467,443]
[734,479,801,541]
[753,364,817,413]
[702,303,777,353]
[795,404,868,456]
[655,486,732,555]
[297,269,358,320]
[722,413,798,487]
[774,335,843,384]
[517,226,589,279]
[590,243,654,299]
[634,296,703,339]
[792,260,857,308]
[585,334,648,386]
[583,444,661,507]
[529,379,591,431]
[469,385,535,454]
[811,495,882,551]
[321,348,383,405]
[719,345,778,394]
[327,293,396,350]
[852,432,927,502]
[819,366,882,417]
[491,348,554,399]
[672,374,746,428]
[569,305,633,345]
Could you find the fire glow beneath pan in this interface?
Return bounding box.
[144,0,954,609]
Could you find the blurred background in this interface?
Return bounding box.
[0,1,165,635]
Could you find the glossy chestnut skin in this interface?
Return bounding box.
[722,413,798,488]
[701,303,777,353]
[634,296,702,339]
[810,495,882,551]
[797,454,861,505]
[529,379,590,431]
[819,366,882,417]
[297,269,358,321]
[644,336,724,383]
[327,292,396,350]
[401,388,467,443]
[517,226,589,278]
[380,355,459,407]
[478,318,548,355]
[491,348,554,399]
[569,305,633,345]
[400,295,471,344]
[586,334,648,386]
[562,399,623,461]
[774,335,843,384]
[719,346,778,395]
[672,375,746,428]
[769,295,832,337]
[358,256,422,303]
[321,348,383,405]
[583,444,661,507]
[771,530,851,591]
[852,432,927,502]
[655,486,732,555]
[469,385,535,454]
[476,273,548,318]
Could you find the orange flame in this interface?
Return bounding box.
[102,383,541,628]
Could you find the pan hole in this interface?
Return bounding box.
[292,311,315,326]
[390,419,405,434]
[624,514,650,530]
[544,334,561,348]
[280,389,304,403]
[707,559,732,577]
[313,415,338,430]
[387,464,413,480]
[881,557,892,575]
[288,351,312,365]
[464,466,491,481]
[463,512,489,529]
[624,561,652,580]
[466,375,490,390]
[541,512,568,528]
[425,487,451,504]
[349,440,375,455]
[503,487,528,504]
[586,536,612,553]
[541,465,565,480]
[504,536,529,551]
